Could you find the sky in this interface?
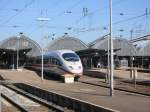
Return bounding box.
[0,0,150,45]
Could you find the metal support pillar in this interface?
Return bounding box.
[109,0,114,96]
[41,47,44,80]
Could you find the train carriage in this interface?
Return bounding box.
[27,50,83,79]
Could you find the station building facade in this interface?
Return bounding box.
[88,34,138,68]
[0,33,41,69]
[134,39,150,68]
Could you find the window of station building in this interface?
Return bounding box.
[36,59,41,64]
[44,58,49,64]
[27,59,33,65]
[48,57,52,64]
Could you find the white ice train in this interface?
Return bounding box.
[28,50,83,79]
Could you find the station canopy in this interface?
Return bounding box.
[0,34,41,57]
[0,48,31,54]
[47,34,88,51]
[76,48,107,57]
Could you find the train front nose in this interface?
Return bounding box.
[68,65,83,74]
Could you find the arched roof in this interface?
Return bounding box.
[90,36,137,56]
[47,35,88,51]
[137,40,150,56]
[0,34,41,57]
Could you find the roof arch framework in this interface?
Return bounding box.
[90,37,137,56]
[137,40,150,56]
[47,35,88,51]
[0,35,41,57]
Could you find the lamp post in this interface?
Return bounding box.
[109,0,114,96]
[16,33,21,70]
[36,17,49,80]
[0,80,1,112]
[12,51,15,70]
[130,29,133,68]
[107,35,110,83]
[16,32,23,70]
[130,29,134,79]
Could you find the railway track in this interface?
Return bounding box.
[11,82,118,112]
[0,70,149,112]
[78,76,150,96]
[0,83,69,112]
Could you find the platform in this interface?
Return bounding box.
[85,68,150,80]
[0,69,150,112]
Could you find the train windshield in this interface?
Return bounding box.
[62,53,79,62]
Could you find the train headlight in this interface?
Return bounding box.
[79,66,82,69]
[68,66,73,70]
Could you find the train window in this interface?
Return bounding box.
[52,58,55,64]
[48,57,53,64]
[55,58,62,66]
[50,57,61,66]
[54,58,57,65]
[62,53,79,62]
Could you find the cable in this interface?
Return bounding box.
[31,11,150,35]
[50,0,84,22]
[0,0,35,26]
[113,13,146,25]
[89,0,124,16]
[76,10,150,34]
[71,0,126,27]
[28,0,84,36]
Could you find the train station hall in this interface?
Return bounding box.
[0,33,150,69]
[0,33,41,69]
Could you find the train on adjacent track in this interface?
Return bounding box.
[26,50,83,79]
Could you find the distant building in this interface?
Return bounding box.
[133,38,150,68]
[0,34,41,68]
[88,35,137,68]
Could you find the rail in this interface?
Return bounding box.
[14,83,119,112]
[1,83,66,112]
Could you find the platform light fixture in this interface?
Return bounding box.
[16,33,21,70]
[36,17,49,81]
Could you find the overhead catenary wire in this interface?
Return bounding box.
[0,0,35,27]
[72,0,126,26]
[68,0,127,37]
[28,0,85,36]
[75,10,150,34]
[49,0,84,22]
[89,0,125,16]
[29,9,150,37]
[112,13,149,25]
